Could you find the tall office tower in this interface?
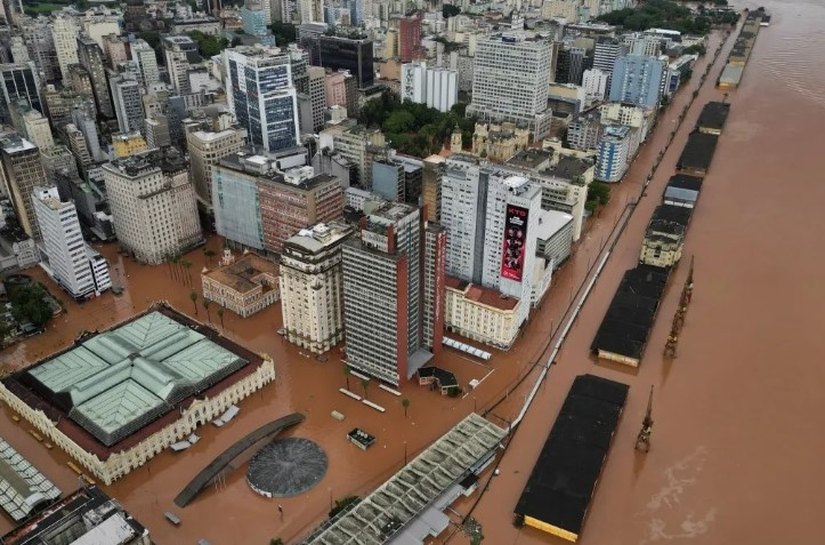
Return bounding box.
[103,148,203,264]
[341,202,445,385]
[347,0,363,25]
[67,64,94,97]
[77,34,114,118]
[625,33,662,57]
[21,108,53,150]
[40,145,78,185]
[421,154,444,223]
[258,167,344,253]
[595,125,631,182]
[324,69,357,113]
[52,14,80,80]
[298,0,323,23]
[318,34,374,89]
[225,47,300,153]
[609,54,666,109]
[467,33,553,139]
[592,37,627,85]
[398,13,422,63]
[297,22,327,64]
[401,62,458,113]
[71,108,105,162]
[0,133,47,240]
[9,37,29,63]
[65,124,93,167]
[32,187,111,298]
[0,62,42,117]
[328,123,386,188]
[110,75,145,133]
[130,39,160,86]
[145,115,171,149]
[582,68,609,102]
[21,17,59,83]
[163,35,198,95]
[186,126,248,210]
[280,222,353,354]
[307,66,326,133]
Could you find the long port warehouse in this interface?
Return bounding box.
[514,374,629,542]
[718,9,769,90]
[591,101,729,368]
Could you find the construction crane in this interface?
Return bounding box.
[635,386,655,453]
[664,256,695,358]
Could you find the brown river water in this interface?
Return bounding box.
[1,1,823,543]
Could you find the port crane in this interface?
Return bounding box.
[635,386,655,453]
[664,256,695,358]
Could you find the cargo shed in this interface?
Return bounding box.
[663,174,703,208]
[514,374,629,542]
[697,102,731,135]
[591,265,670,366]
[676,132,719,177]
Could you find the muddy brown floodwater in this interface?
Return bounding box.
[1,2,822,544]
[460,2,825,545]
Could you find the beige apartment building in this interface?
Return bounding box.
[186,126,247,209]
[103,148,202,265]
[280,222,353,354]
[0,133,47,240]
[202,252,280,318]
[445,277,522,350]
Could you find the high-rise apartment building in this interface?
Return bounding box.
[79,7,121,49]
[163,35,198,95]
[324,69,356,113]
[592,37,627,85]
[110,75,145,133]
[51,13,79,81]
[325,122,385,188]
[0,62,42,117]
[342,202,445,385]
[318,35,374,89]
[130,39,160,86]
[103,148,203,264]
[401,62,458,113]
[398,13,422,63]
[440,154,484,282]
[0,133,46,240]
[582,68,609,102]
[21,109,53,150]
[467,33,553,139]
[102,34,128,68]
[307,66,326,133]
[65,124,93,167]
[608,54,666,109]
[298,0,323,23]
[77,34,114,118]
[187,126,248,210]
[280,222,353,354]
[225,46,300,153]
[21,16,59,83]
[595,124,631,182]
[32,186,111,298]
[421,154,444,223]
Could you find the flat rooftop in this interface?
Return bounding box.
[591,266,670,361]
[667,174,703,192]
[677,132,719,173]
[506,149,553,170]
[302,413,506,545]
[203,253,279,294]
[535,209,574,241]
[2,305,264,458]
[697,101,731,131]
[283,222,354,254]
[515,374,628,541]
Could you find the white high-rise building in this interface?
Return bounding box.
[298,0,323,23]
[163,35,197,95]
[582,68,609,103]
[440,153,483,281]
[79,7,121,50]
[52,14,80,80]
[21,110,53,151]
[224,46,300,152]
[401,61,458,113]
[467,33,553,138]
[103,148,203,265]
[130,39,160,86]
[32,186,111,298]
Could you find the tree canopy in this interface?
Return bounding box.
[9,284,53,327]
[187,31,229,57]
[442,4,461,18]
[596,0,736,35]
[358,91,475,158]
[269,22,297,46]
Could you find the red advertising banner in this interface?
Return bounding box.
[500,204,529,282]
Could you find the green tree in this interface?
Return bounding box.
[360,378,369,400]
[269,22,296,46]
[328,496,359,518]
[270,539,284,545]
[442,4,460,18]
[190,290,199,316]
[217,307,225,328]
[9,285,53,327]
[187,30,230,57]
[181,259,192,285]
[401,398,410,417]
[202,298,211,322]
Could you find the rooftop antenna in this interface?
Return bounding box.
[635,385,654,453]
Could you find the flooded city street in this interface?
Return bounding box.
[1,1,822,543]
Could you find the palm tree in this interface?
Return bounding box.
[401,398,410,417]
[217,307,225,328]
[202,298,211,322]
[189,289,198,315]
[343,364,351,390]
[204,248,216,266]
[360,378,369,400]
[166,255,174,279]
[170,254,181,283]
[181,259,192,285]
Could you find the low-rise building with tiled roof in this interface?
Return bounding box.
[201,251,279,318]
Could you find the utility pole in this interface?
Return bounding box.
[635,386,655,453]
